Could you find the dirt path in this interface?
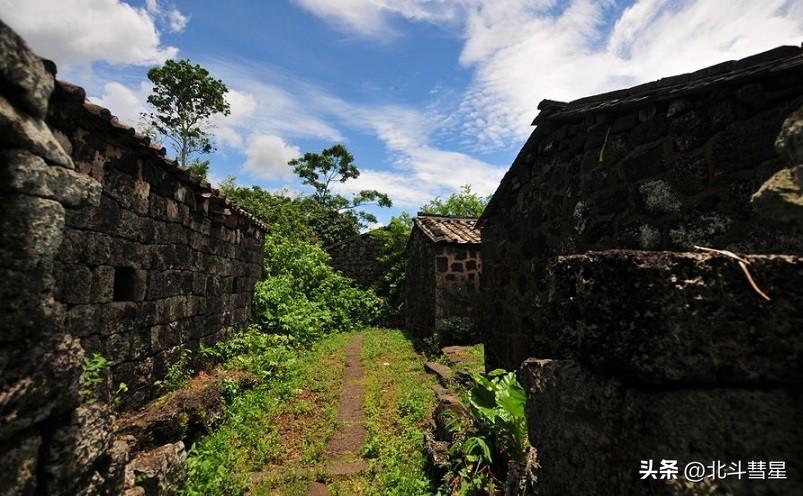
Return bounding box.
[306,334,367,495]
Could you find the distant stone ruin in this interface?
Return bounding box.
[326,231,385,288]
[405,214,481,342]
[1,20,265,494]
[479,46,803,494]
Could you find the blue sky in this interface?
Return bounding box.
[2,0,802,225]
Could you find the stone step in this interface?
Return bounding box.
[424,361,454,385]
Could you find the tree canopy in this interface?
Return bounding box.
[142,59,230,170]
[289,144,392,244]
[420,185,490,218]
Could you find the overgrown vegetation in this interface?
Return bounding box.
[420,185,490,218]
[154,349,194,393]
[80,353,128,406]
[183,331,350,495]
[439,370,529,495]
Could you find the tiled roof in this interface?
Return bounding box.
[414,214,481,244]
[532,45,803,125]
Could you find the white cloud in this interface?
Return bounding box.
[292,0,462,38]
[0,0,181,67]
[242,134,301,180]
[90,80,149,126]
[458,0,803,149]
[213,89,258,149]
[294,0,803,150]
[145,0,189,33]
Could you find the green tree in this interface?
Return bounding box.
[420,184,489,218]
[142,59,231,168]
[187,160,209,180]
[289,144,392,243]
[369,212,413,319]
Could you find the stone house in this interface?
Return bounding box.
[405,214,481,341]
[477,45,803,494]
[326,230,385,288]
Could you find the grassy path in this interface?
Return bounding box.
[181,329,437,496]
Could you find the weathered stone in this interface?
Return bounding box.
[775,104,803,164]
[0,195,65,270]
[0,334,83,441]
[543,250,802,385]
[751,164,803,226]
[42,404,114,494]
[521,359,803,496]
[0,431,42,495]
[126,442,187,496]
[0,19,53,118]
[0,94,72,167]
[0,149,100,206]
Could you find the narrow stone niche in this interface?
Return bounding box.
[113,267,138,301]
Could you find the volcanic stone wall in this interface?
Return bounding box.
[47,80,266,409]
[405,227,481,340]
[479,46,803,495]
[405,227,438,338]
[0,20,265,495]
[326,231,385,288]
[480,46,803,371]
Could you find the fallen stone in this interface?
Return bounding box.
[126,441,187,496]
[424,361,454,385]
[776,104,803,164]
[751,164,803,226]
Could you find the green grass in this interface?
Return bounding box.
[328,328,438,496]
[181,332,353,496]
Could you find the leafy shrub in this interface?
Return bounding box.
[200,326,295,381]
[252,233,381,344]
[438,316,479,345]
[155,349,194,393]
[442,369,529,495]
[80,353,110,402]
[468,370,528,461]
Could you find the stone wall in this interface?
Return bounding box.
[0,20,266,495]
[47,79,266,409]
[479,45,803,371]
[326,231,385,288]
[433,244,481,333]
[405,226,481,341]
[479,46,803,495]
[405,227,437,338]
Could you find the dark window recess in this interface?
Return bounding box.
[113,267,137,301]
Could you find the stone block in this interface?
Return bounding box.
[521,359,803,496]
[751,164,803,226]
[41,403,114,495]
[544,250,803,385]
[0,19,54,117]
[0,150,100,206]
[126,442,187,496]
[0,430,41,495]
[0,194,65,271]
[0,334,83,441]
[0,94,72,167]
